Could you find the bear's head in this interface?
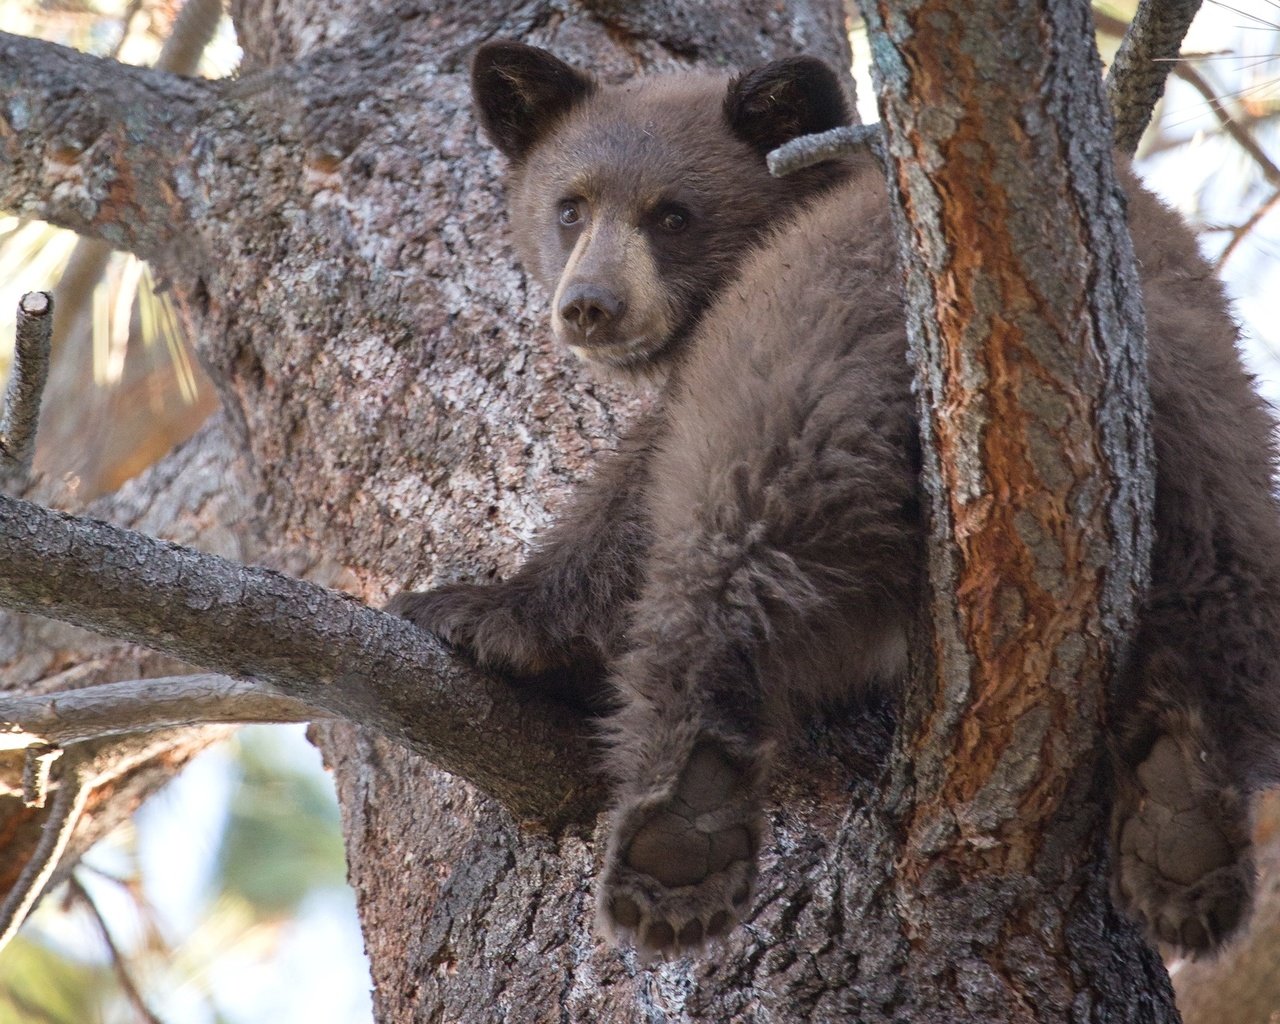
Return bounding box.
[471,42,854,372]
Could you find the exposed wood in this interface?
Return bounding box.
[857,0,1168,1018]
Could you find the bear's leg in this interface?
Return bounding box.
[594,621,775,957]
[1111,702,1254,956]
[593,466,914,955]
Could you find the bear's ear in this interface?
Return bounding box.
[724,56,851,157]
[471,42,596,162]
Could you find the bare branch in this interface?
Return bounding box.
[0,490,600,825]
[0,674,323,750]
[68,875,167,1024]
[0,31,214,257]
[768,124,883,177]
[21,744,60,808]
[156,0,223,76]
[0,756,91,953]
[1218,187,1280,267]
[0,292,53,485]
[1106,0,1203,155]
[1173,63,1280,187]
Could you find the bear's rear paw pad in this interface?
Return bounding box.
[1113,734,1255,957]
[598,742,762,958]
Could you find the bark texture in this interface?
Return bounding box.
[0,0,1187,1020]
[856,0,1171,1019]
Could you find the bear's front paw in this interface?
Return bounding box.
[598,742,762,960]
[387,582,564,677]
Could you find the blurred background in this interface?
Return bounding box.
[1,0,1278,1021]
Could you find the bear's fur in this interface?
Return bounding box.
[390,42,1280,959]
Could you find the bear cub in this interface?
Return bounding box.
[390,42,1280,959]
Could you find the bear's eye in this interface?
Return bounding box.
[558,200,582,227]
[657,206,690,233]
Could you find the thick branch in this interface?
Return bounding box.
[0,292,52,482]
[0,31,213,257]
[0,492,600,825]
[1106,0,1203,155]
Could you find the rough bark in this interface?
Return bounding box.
[1106,0,1203,156]
[855,0,1172,1019]
[0,0,1190,1019]
[0,486,596,822]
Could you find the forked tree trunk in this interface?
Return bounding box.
[0,0,1182,1019]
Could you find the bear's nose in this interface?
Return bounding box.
[559,284,626,339]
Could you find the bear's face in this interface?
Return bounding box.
[472,43,853,373]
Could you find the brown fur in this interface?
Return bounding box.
[390,44,1280,960]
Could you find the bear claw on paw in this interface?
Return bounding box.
[1114,735,1254,956]
[1130,862,1254,957]
[599,743,760,957]
[600,871,751,959]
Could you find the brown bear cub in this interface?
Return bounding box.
[391,42,1280,959]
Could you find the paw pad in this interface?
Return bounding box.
[598,741,762,958]
[1113,734,1255,957]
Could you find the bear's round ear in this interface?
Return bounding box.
[471,42,596,162]
[724,56,851,157]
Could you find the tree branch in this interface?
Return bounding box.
[0,292,52,485]
[1106,0,1203,155]
[67,874,167,1024]
[0,755,91,953]
[0,674,322,751]
[0,31,213,258]
[1173,62,1280,188]
[856,0,1165,1014]
[767,124,883,177]
[0,489,600,825]
[1218,186,1280,267]
[156,0,223,77]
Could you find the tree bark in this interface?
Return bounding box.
[0,0,1188,1019]
[856,0,1170,1018]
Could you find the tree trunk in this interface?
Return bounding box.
[0,0,1184,1019]
[854,0,1171,1018]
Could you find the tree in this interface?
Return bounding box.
[0,0,1223,1019]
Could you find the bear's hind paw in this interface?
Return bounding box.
[598,742,761,959]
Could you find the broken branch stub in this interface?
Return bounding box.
[0,291,53,483]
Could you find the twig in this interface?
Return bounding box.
[1106,0,1203,155]
[0,292,53,482]
[1218,187,1280,267]
[0,756,91,953]
[0,674,326,752]
[767,124,883,178]
[109,0,146,60]
[1173,63,1280,188]
[68,874,167,1024]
